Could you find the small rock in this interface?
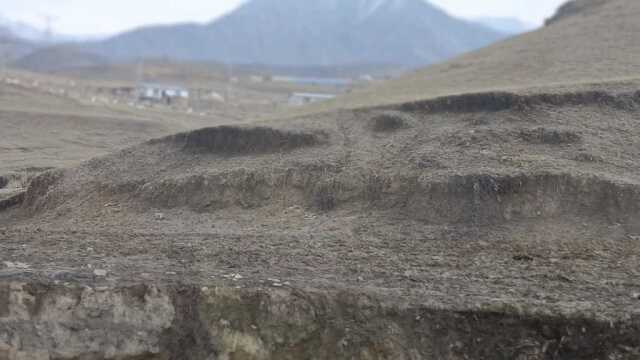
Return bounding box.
[93,269,108,277]
[403,270,419,281]
[222,273,243,281]
[633,293,640,300]
[513,254,534,262]
[166,271,177,276]
[201,287,209,292]
[154,212,166,221]
[3,261,30,269]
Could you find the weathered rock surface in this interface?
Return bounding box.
[0,282,639,359]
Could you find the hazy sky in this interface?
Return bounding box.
[4,0,567,36]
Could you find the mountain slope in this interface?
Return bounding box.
[325,0,640,109]
[12,45,109,73]
[0,16,44,42]
[82,0,503,67]
[0,26,36,62]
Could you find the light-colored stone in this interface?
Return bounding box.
[93,269,108,277]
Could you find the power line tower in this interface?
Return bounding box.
[40,14,58,43]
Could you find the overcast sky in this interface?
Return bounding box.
[4,0,567,36]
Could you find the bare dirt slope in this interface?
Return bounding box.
[1,88,640,358]
[1,1,640,359]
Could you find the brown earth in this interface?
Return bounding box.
[1,1,640,359]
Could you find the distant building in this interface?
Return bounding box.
[138,83,189,104]
[288,92,336,106]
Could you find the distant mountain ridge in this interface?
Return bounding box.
[474,17,536,34]
[79,0,503,67]
[0,25,36,63]
[332,0,640,108]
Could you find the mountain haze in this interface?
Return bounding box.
[0,26,36,63]
[82,0,503,67]
[328,0,640,108]
[475,17,536,34]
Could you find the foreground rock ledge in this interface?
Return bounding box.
[0,282,638,359]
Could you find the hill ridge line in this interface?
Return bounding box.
[365,89,640,115]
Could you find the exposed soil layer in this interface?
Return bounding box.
[0,192,24,212]
[152,126,327,155]
[1,282,639,359]
[370,111,413,132]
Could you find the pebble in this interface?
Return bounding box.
[154,213,166,221]
[223,273,244,281]
[93,269,108,277]
[3,261,30,269]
